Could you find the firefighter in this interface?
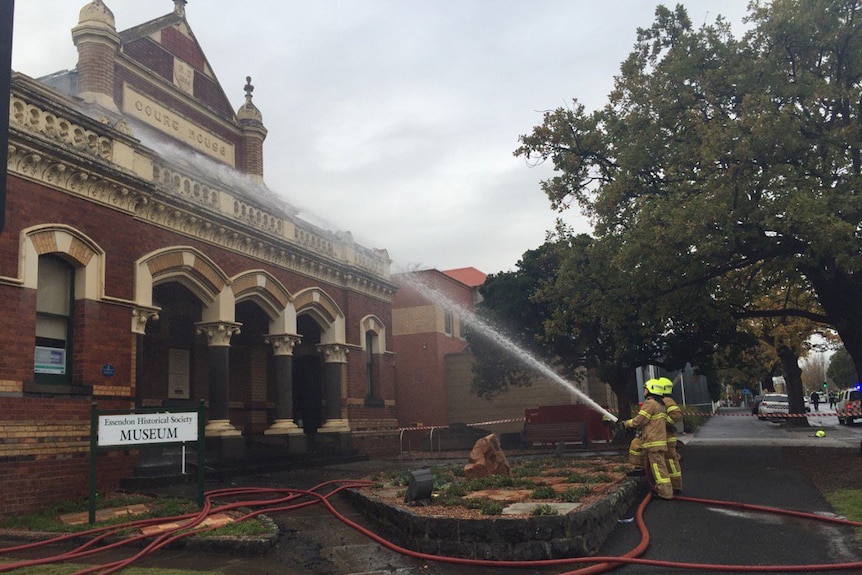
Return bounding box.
[659,376,683,495]
[624,378,674,499]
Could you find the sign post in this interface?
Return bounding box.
[89,403,206,523]
[89,402,98,524]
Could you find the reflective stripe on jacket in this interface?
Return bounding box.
[625,396,667,452]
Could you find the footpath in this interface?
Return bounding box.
[598,408,862,574]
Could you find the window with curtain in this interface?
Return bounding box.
[34,255,74,384]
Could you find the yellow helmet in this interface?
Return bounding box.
[645,378,664,396]
[658,377,674,395]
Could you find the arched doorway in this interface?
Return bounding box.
[231,300,275,434]
[293,313,323,438]
[140,282,205,407]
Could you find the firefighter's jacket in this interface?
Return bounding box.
[663,396,682,447]
[663,396,682,430]
[625,395,668,452]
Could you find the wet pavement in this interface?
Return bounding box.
[4,408,862,574]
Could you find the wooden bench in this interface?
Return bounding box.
[523,421,589,448]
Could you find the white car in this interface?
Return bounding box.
[757,393,789,420]
[836,387,862,425]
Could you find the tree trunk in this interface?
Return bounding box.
[777,344,808,428]
[809,270,862,381]
[599,364,636,420]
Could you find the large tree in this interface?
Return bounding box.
[828,346,860,387]
[471,228,739,418]
[515,1,862,381]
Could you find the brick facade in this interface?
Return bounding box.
[1,1,399,517]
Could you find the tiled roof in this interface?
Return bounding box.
[442,267,487,287]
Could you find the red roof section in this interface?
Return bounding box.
[442,267,487,287]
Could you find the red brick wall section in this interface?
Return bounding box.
[0,397,137,518]
[238,136,264,178]
[75,300,134,396]
[122,38,174,83]
[0,285,36,384]
[350,430,400,458]
[160,27,205,71]
[77,42,116,97]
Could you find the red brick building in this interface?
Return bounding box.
[393,267,618,442]
[391,268,481,427]
[1,1,398,517]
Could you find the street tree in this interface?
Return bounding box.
[471,227,738,419]
[515,1,862,384]
[827,346,860,388]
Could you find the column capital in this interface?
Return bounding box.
[318,343,349,363]
[131,306,159,335]
[264,333,302,356]
[195,321,241,346]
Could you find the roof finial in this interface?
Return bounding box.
[174,0,187,17]
[244,76,255,103]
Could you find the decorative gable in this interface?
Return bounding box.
[120,17,235,122]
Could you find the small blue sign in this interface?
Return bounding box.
[101,364,115,377]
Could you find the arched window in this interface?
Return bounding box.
[34,255,74,384]
[364,330,383,407]
[365,330,375,398]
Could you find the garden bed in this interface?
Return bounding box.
[345,455,647,560]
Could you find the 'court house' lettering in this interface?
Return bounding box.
[122,84,235,167]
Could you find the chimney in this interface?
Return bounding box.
[71,0,119,112]
[236,76,268,182]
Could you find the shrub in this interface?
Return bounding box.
[531,486,557,500]
[464,497,503,515]
[682,408,707,433]
[565,472,591,483]
[558,485,592,503]
[531,504,560,516]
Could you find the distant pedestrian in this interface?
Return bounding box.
[810,391,820,412]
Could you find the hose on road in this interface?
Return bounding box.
[0,480,860,574]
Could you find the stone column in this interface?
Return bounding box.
[196,321,242,437]
[263,333,302,435]
[131,306,159,410]
[318,344,350,432]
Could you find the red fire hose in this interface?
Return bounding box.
[0,480,859,574]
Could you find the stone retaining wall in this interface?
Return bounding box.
[344,477,647,560]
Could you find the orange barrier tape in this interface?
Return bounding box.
[398,417,527,432]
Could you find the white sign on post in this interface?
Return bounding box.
[98,412,198,447]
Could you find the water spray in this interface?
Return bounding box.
[117,114,621,424]
[397,272,619,423]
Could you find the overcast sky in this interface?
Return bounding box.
[11,1,752,275]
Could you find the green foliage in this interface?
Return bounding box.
[0,495,193,534]
[682,408,708,433]
[531,486,557,500]
[824,489,862,539]
[0,494,273,540]
[564,472,591,483]
[827,347,859,388]
[531,504,560,516]
[464,497,504,516]
[558,486,592,503]
[514,0,862,394]
[441,482,467,498]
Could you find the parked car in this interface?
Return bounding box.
[758,393,789,420]
[836,386,862,425]
[751,395,763,415]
